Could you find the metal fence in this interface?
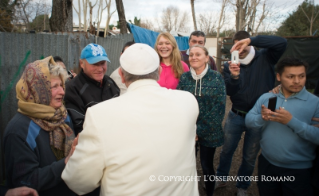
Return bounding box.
[0,32,134,182]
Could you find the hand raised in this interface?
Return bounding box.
[70,70,77,78]
[231,38,251,54]
[269,85,281,94]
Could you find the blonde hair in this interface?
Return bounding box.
[154,32,184,79]
[49,64,69,83]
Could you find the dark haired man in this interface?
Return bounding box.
[181,31,217,71]
[215,31,287,196]
[245,57,319,196]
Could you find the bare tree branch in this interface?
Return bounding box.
[198,12,217,36]
[161,6,189,32]
[217,0,230,38]
[104,0,116,37]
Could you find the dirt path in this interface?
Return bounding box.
[197,96,260,196]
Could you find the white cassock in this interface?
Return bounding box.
[62,79,199,196]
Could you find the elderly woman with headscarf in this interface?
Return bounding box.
[3,56,76,196]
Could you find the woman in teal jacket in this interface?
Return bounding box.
[177,45,226,196]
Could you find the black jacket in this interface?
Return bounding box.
[224,35,287,112]
[4,113,76,196]
[64,71,120,135]
[314,79,319,96]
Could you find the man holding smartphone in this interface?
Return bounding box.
[245,57,319,195]
[215,31,287,196]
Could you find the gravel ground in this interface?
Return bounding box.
[197,96,260,196]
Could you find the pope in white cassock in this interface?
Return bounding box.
[62,43,200,196]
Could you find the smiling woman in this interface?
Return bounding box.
[3,56,76,196]
[176,45,226,196]
[154,32,189,89]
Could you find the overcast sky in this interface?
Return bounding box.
[49,0,310,32]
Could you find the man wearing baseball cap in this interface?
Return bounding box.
[62,43,200,196]
[64,43,119,196]
[65,44,119,136]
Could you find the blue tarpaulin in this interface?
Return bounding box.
[128,23,189,51]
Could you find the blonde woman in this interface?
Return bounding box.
[155,32,189,89]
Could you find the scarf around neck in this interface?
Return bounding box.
[190,64,209,96]
[239,46,255,65]
[16,56,75,160]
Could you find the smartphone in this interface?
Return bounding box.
[268,97,277,112]
[231,50,239,64]
[68,70,74,79]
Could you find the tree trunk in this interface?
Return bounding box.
[77,0,81,31]
[236,0,240,31]
[50,0,73,31]
[82,0,87,32]
[95,0,102,36]
[104,1,115,37]
[191,0,197,31]
[217,0,228,38]
[115,0,127,34]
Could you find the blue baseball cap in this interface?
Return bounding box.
[80,43,111,64]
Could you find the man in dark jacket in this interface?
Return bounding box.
[64,43,120,136]
[180,31,217,71]
[64,43,119,196]
[215,31,287,196]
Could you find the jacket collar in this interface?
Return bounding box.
[127,79,160,92]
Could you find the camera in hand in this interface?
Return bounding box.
[231,50,239,64]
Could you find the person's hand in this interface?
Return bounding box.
[268,107,292,125]
[195,135,198,141]
[270,85,281,94]
[261,105,272,121]
[230,38,251,54]
[5,187,38,196]
[70,70,77,78]
[65,135,79,164]
[311,117,319,127]
[228,61,240,77]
